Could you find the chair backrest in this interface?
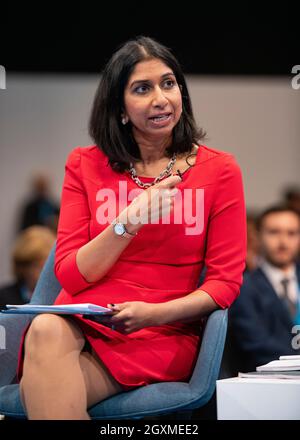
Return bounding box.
[29,243,61,306]
[188,308,228,407]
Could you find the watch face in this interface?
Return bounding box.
[114,223,125,235]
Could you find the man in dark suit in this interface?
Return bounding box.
[0,281,30,308]
[226,205,300,373]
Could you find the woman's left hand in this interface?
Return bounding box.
[86,301,162,334]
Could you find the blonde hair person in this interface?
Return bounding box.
[0,226,56,308]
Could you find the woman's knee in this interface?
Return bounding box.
[24,314,86,360]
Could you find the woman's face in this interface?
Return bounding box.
[123,58,182,142]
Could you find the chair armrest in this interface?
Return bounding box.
[29,244,61,306]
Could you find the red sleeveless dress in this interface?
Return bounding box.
[16,144,247,391]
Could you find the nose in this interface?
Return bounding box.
[152,85,168,107]
[278,235,291,249]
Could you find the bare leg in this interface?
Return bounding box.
[20,314,91,420]
[20,314,123,420]
[79,347,124,409]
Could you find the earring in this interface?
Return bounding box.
[121,116,128,125]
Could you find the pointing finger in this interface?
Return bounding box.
[157,174,182,189]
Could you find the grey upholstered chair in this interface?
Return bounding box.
[0,245,228,419]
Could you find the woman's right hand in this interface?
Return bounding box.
[120,174,182,232]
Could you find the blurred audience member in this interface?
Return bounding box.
[19,173,59,232]
[0,226,56,309]
[227,205,300,372]
[282,186,300,262]
[246,211,260,271]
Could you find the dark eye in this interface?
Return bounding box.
[163,79,176,88]
[134,84,149,94]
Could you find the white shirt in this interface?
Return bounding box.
[258,257,299,304]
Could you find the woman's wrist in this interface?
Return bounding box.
[117,206,143,235]
[152,302,168,326]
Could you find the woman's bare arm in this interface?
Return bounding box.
[76,207,142,283]
[154,289,220,325]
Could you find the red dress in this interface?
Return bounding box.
[16,144,247,391]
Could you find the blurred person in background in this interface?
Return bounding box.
[282,186,300,263]
[227,205,300,373]
[18,173,60,233]
[0,226,56,308]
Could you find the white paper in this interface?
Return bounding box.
[239,371,300,380]
[257,359,300,371]
[1,303,112,315]
[279,355,300,360]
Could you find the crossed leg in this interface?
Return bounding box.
[19,313,124,420]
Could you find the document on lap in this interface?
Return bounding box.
[0,303,112,315]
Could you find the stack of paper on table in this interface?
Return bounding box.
[256,357,300,371]
[0,303,112,315]
[238,371,300,380]
[238,355,300,380]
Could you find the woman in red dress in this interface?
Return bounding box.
[17,36,247,419]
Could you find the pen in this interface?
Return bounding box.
[176,169,183,181]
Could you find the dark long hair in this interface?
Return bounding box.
[88,35,206,173]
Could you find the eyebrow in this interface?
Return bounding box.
[129,72,175,88]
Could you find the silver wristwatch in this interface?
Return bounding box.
[111,219,137,239]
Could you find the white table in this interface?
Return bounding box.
[217,377,300,420]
